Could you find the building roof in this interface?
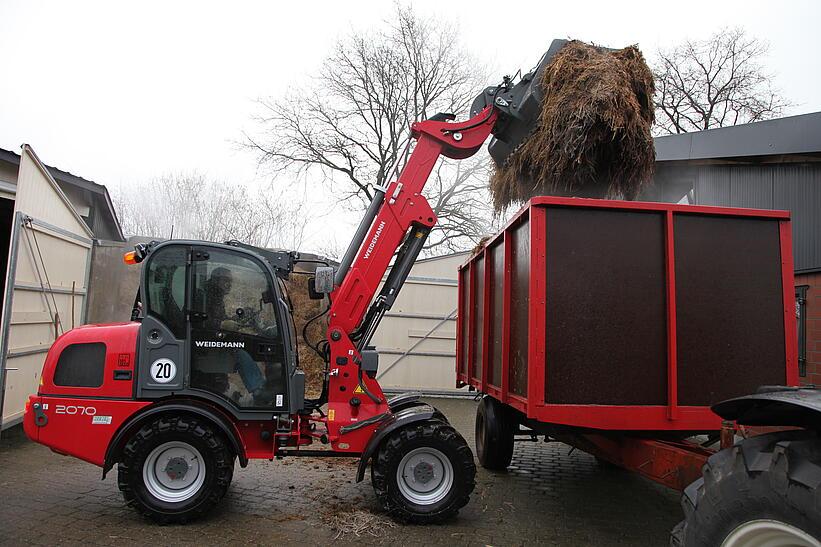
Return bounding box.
[0,146,124,241]
[415,250,470,263]
[654,111,821,163]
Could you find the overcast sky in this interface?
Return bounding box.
[1,0,819,250]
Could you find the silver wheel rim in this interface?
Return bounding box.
[721,519,819,547]
[396,447,454,506]
[142,441,206,503]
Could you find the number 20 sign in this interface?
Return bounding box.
[150,358,177,384]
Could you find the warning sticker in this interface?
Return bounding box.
[328,409,335,421]
[92,416,112,425]
[353,385,365,394]
[276,394,283,407]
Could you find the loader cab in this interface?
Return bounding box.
[135,240,304,418]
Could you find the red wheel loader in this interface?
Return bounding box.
[21,39,566,526]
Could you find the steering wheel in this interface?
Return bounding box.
[234,306,259,327]
[232,306,279,339]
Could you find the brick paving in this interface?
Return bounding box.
[0,398,681,545]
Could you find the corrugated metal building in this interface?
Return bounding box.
[647,111,821,386]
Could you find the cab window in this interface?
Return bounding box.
[144,246,187,339]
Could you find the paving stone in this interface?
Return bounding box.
[0,398,681,545]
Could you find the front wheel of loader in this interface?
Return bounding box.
[371,420,476,524]
[118,415,235,524]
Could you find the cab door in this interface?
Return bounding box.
[137,243,189,394]
[188,247,288,411]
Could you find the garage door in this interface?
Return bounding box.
[0,145,93,428]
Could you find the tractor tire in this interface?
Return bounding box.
[371,420,476,524]
[475,396,514,470]
[670,430,821,546]
[118,415,235,524]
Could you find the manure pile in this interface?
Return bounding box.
[490,40,656,211]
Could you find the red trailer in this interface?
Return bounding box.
[458,197,821,545]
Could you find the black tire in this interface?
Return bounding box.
[118,415,235,524]
[371,420,476,524]
[475,396,514,470]
[670,430,821,546]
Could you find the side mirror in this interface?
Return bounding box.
[313,266,334,294]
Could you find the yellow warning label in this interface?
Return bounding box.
[354,385,365,394]
[328,409,335,421]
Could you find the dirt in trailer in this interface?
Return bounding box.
[0,398,681,546]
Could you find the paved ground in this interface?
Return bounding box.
[0,398,682,546]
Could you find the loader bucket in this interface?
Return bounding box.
[473,38,656,211]
[470,39,569,169]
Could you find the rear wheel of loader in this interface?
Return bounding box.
[118,415,235,524]
[670,430,821,546]
[371,420,475,523]
[475,396,514,470]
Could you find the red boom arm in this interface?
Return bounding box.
[322,107,498,450]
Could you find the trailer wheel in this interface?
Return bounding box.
[670,430,821,547]
[118,415,234,524]
[371,420,475,523]
[475,396,514,470]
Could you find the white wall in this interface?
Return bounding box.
[0,146,93,428]
[371,251,467,390]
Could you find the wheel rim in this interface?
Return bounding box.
[396,447,454,506]
[721,519,819,547]
[142,441,206,503]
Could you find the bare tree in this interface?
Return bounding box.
[425,156,494,253]
[246,4,494,253]
[653,28,790,134]
[113,173,308,250]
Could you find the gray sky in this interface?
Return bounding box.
[1,0,819,250]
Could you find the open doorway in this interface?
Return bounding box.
[0,198,15,313]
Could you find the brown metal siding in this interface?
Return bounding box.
[489,241,504,386]
[509,218,530,395]
[472,256,485,380]
[544,207,668,405]
[674,214,786,405]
